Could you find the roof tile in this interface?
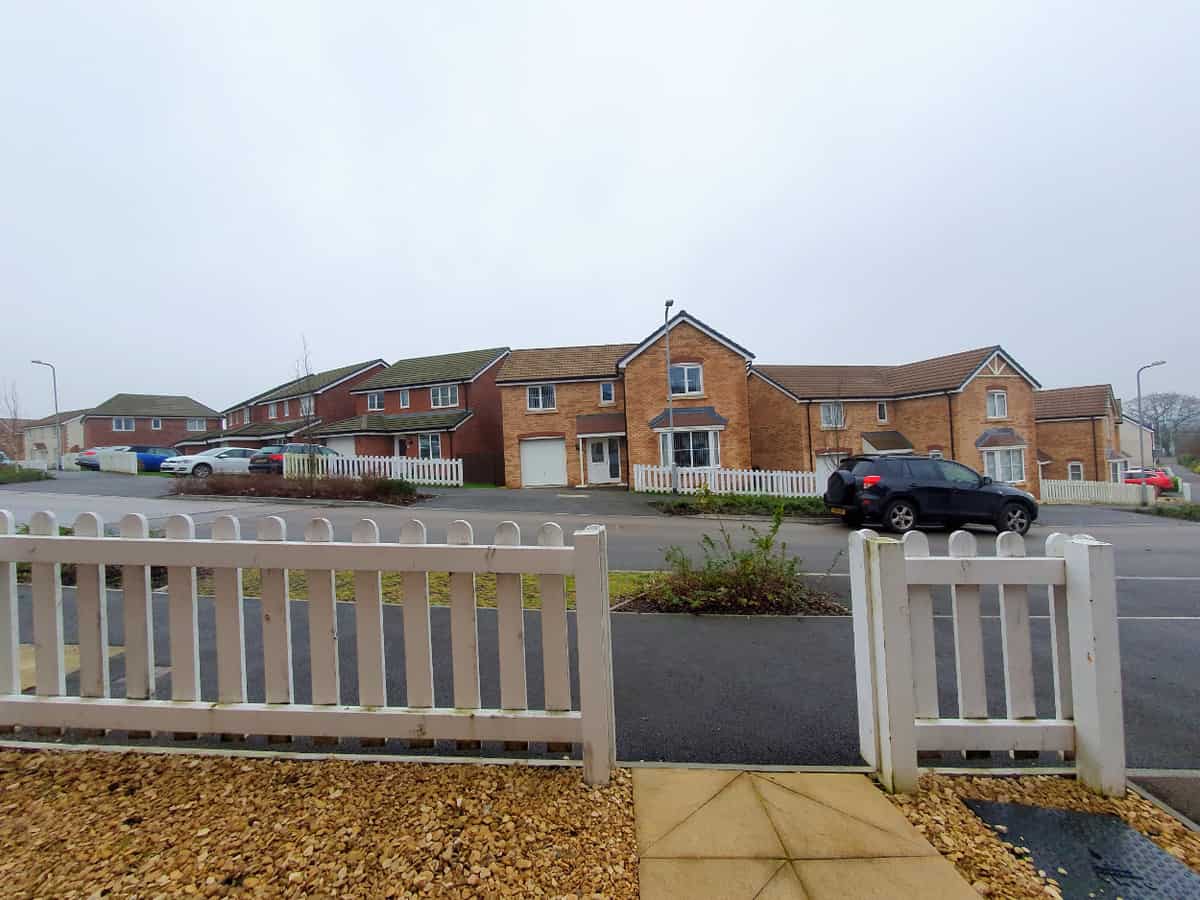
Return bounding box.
[497,344,636,383]
[358,349,509,391]
[88,394,219,418]
[1034,385,1115,420]
[756,346,1003,399]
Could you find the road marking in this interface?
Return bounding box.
[931,615,1200,622]
[1117,575,1200,581]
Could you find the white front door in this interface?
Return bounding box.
[520,438,568,486]
[586,438,620,484]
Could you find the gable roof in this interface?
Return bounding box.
[497,344,636,384]
[1034,384,1116,421]
[87,394,218,419]
[355,348,510,392]
[228,359,387,411]
[754,346,1039,401]
[24,408,91,428]
[314,410,473,436]
[618,310,754,369]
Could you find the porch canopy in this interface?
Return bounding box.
[862,430,913,454]
[576,412,626,437]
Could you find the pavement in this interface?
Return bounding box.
[634,768,975,899]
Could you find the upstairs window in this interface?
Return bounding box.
[151,418,162,430]
[112,417,135,432]
[669,364,703,396]
[431,385,459,408]
[987,390,1008,419]
[527,384,556,411]
[268,403,277,419]
[242,408,251,425]
[298,396,314,416]
[600,382,615,404]
[876,401,888,423]
[820,401,845,429]
[282,399,290,417]
[186,418,206,432]
[399,389,410,408]
[366,392,384,411]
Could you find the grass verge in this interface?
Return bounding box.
[1132,502,1200,522]
[0,465,52,484]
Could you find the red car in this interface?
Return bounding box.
[1124,468,1173,493]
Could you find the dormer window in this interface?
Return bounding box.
[987,390,1008,419]
[669,364,703,396]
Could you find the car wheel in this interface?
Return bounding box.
[883,499,918,533]
[193,463,212,479]
[840,511,864,528]
[996,502,1031,536]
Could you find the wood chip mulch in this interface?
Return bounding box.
[0,750,638,898]
[887,773,1200,898]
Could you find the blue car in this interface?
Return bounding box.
[77,445,177,472]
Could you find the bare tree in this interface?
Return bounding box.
[294,336,321,487]
[1,381,24,461]
[1128,392,1200,456]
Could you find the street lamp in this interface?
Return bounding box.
[663,299,677,492]
[1136,359,1166,505]
[30,359,62,471]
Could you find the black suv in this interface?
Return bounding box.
[824,454,1038,534]
[248,443,338,475]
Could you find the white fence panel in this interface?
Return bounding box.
[284,453,464,487]
[632,464,820,497]
[98,451,138,474]
[1041,479,1143,506]
[851,529,1125,796]
[0,509,616,785]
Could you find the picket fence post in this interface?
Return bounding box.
[0,511,16,698]
[575,524,616,786]
[1064,536,1126,795]
[849,529,880,769]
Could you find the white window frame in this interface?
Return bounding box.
[112,417,135,432]
[399,389,410,409]
[876,401,887,423]
[526,384,556,411]
[298,395,314,417]
[928,449,944,460]
[658,429,720,468]
[669,364,703,396]
[366,392,384,412]
[600,382,615,404]
[819,401,845,429]
[1068,461,1084,481]
[268,403,277,419]
[242,408,251,425]
[418,433,442,459]
[1109,460,1127,483]
[430,384,459,409]
[986,390,1008,419]
[186,418,206,432]
[982,446,1025,483]
[150,417,162,431]
[283,399,290,417]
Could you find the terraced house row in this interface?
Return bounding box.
[139,310,1145,495]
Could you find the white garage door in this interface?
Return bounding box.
[520,438,567,486]
[325,437,357,457]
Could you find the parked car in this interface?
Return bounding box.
[824,454,1039,535]
[248,443,339,475]
[76,446,128,470]
[0,451,11,466]
[1124,468,1173,493]
[160,446,257,478]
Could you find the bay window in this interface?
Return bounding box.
[983,447,1025,483]
[659,429,720,468]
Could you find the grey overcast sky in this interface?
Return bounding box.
[3,2,1197,417]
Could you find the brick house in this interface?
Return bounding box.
[750,346,1045,496]
[497,311,755,488]
[313,348,510,485]
[178,360,387,451]
[82,395,221,449]
[22,408,88,461]
[1034,384,1129,483]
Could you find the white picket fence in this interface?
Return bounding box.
[851,529,1125,796]
[1041,478,1143,506]
[0,509,616,785]
[284,453,464,487]
[633,464,820,497]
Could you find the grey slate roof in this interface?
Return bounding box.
[975,427,1028,448]
[314,411,472,436]
[24,408,91,428]
[88,394,218,418]
[228,360,386,410]
[357,348,509,391]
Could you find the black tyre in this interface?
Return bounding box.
[192,463,212,479]
[840,510,864,528]
[883,499,918,533]
[996,502,1031,536]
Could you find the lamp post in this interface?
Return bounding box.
[30,359,61,471]
[1136,359,1165,505]
[663,299,677,492]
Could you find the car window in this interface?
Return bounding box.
[903,459,942,481]
[851,459,876,476]
[937,461,980,486]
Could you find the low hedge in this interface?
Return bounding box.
[650,491,828,518]
[1134,503,1200,522]
[170,474,422,505]
[0,464,51,484]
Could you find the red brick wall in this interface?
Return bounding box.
[748,374,808,470]
[84,416,221,449]
[354,383,465,416]
[951,376,1040,498]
